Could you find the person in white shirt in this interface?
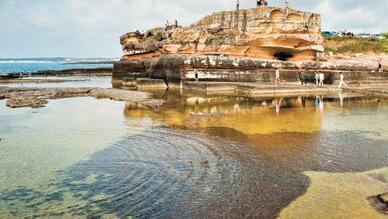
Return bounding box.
[338,72,348,88]
[314,72,319,87]
[319,73,324,87]
[275,69,281,86]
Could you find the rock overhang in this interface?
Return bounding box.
[119,6,323,62]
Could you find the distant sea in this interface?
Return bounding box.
[0,57,116,75]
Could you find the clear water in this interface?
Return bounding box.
[0,58,113,75]
[1,86,388,218]
[2,76,112,88]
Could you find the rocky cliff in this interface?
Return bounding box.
[120,7,323,61]
[114,6,387,90]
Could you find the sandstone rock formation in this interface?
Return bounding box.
[114,6,388,90]
[113,54,388,88]
[120,7,323,61]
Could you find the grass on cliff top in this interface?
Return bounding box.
[324,37,388,54]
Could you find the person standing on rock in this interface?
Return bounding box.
[338,72,348,89]
[275,69,281,86]
[257,0,268,6]
[165,20,170,31]
[314,72,320,87]
[379,59,384,73]
[300,72,308,86]
[319,73,325,87]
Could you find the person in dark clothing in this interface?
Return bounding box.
[257,0,268,6]
[165,20,169,31]
[379,58,384,73]
[300,72,308,85]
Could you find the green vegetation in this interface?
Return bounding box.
[381,32,388,39]
[324,37,388,54]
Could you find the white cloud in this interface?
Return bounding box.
[0,0,386,58]
[314,0,383,33]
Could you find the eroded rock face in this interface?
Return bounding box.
[114,6,388,89]
[113,54,388,88]
[120,7,323,61]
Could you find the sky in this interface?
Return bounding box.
[0,0,387,58]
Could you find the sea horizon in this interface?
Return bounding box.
[0,57,117,75]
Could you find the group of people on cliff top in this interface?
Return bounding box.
[257,0,268,6]
[275,70,349,89]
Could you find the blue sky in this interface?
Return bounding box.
[0,0,387,58]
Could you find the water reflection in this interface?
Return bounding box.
[0,127,309,218]
[124,89,388,173]
[125,92,326,135]
[315,95,324,112]
[1,90,388,218]
[275,97,282,114]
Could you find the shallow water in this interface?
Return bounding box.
[0,57,113,74]
[129,90,388,173]
[1,76,112,88]
[1,89,388,218]
[0,98,152,190]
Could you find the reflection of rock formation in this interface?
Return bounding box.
[121,7,322,61]
[124,91,322,135]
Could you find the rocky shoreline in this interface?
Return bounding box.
[34,67,112,77]
[113,54,387,90]
[0,87,164,109]
[0,67,112,80]
[0,78,92,84]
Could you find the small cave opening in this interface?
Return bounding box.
[274,52,294,61]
